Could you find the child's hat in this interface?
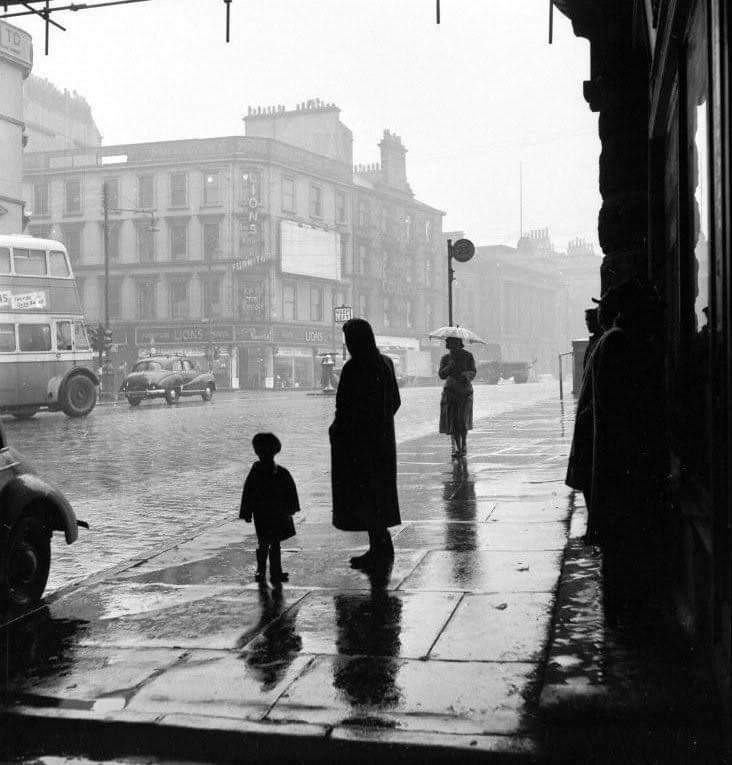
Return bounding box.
[252,432,281,456]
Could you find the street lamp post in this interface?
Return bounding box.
[446,237,475,326]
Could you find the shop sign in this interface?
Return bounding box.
[135,323,234,346]
[235,325,271,342]
[272,325,326,345]
[0,22,33,70]
[333,305,352,323]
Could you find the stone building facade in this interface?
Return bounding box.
[22,101,445,388]
[556,0,731,705]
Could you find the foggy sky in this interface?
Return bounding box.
[20,0,600,252]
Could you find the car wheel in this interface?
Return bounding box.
[165,387,180,405]
[60,374,97,417]
[514,374,528,384]
[201,385,213,402]
[11,408,38,420]
[2,513,51,608]
[127,397,141,407]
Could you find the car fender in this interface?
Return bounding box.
[159,373,181,390]
[48,367,99,405]
[0,473,79,544]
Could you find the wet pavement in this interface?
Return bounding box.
[1,396,726,763]
[1,381,558,592]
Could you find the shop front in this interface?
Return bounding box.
[272,324,333,390]
[134,323,236,389]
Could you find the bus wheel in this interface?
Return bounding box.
[127,397,141,407]
[165,387,180,405]
[60,374,97,417]
[2,513,51,608]
[201,385,213,402]
[11,408,38,420]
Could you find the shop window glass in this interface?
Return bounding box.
[19,324,52,352]
[683,4,712,490]
[0,324,15,352]
[56,321,73,350]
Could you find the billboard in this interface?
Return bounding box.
[280,220,341,281]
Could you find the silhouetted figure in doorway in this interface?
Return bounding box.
[583,307,602,370]
[439,337,476,458]
[330,318,401,571]
[239,432,300,585]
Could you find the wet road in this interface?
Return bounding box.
[2,381,557,593]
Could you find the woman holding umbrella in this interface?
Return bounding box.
[437,329,477,458]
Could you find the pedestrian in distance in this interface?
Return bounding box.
[438,337,476,459]
[330,318,401,571]
[239,432,300,585]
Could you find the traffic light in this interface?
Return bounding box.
[103,328,113,353]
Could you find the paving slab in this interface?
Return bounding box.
[430,592,554,662]
[399,549,562,593]
[393,520,566,551]
[268,655,538,735]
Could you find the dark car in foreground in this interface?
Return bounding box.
[120,355,216,407]
[0,421,85,608]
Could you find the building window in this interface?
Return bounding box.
[33,182,49,216]
[63,227,82,264]
[137,280,156,320]
[138,175,154,209]
[282,177,295,212]
[203,279,221,318]
[310,287,323,321]
[170,172,187,207]
[358,199,369,227]
[282,283,296,321]
[170,280,188,319]
[358,244,367,276]
[104,179,119,211]
[310,185,322,218]
[108,278,122,320]
[336,191,346,223]
[106,221,121,261]
[203,171,221,205]
[238,280,265,321]
[425,218,433,242]
[358,292,368,319]
[170,221,188,260]
[404,214,412,242]
[203,221,220,260]
[137,223,155,262]
[65,180,81,214]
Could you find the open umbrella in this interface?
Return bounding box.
[428,325,488,345]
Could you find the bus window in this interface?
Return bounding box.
[19,324,52,352]
[0,247,10,274]
[14,249,48,276]
[0,323,15,352]
[56,321,73,351]
[49,250,71,277]
[73,322,90,350]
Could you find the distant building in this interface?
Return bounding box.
[22,100,445,388]
[447,228,600,374]
[23,76,102,153]
[0,20,32,234]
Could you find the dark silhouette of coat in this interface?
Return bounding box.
[239,462,299,542]
[329,353,401,531]
[438,348,476,434]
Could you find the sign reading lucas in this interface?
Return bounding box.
[0,289,48,310]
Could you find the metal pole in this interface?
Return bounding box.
[447,238,454,326]
[103,182,110,332]
[558,353,563,401]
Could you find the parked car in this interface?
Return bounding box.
[120,355,216,407]
[0,421,86,608]
[476,360,533,384]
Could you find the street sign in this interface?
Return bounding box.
[334,305,353,323]
[452,238,475,263]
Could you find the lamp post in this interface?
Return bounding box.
[446,237,475,326]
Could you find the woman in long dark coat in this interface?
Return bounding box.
[438,337,476,458]
[329,318,401,569]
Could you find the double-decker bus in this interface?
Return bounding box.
[0,235,98,419]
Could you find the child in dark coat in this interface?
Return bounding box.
[239,432,300,584]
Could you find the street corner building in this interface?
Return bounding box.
[20,94,447,391]
[554,0,731,712]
